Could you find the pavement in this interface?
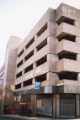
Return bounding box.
[1,114,80,120]
[0,114,52,120]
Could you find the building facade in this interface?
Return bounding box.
[0,65,5,113]
[0,36,21,113]
[4,3,80,118]
[4,36,21,87]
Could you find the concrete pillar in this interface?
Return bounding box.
[34,35,37,55]
[77,73,80,81]
[32,36,37,116]
[77,53,80,82]
[77,53,80,61]
[56,94,60,118]
[33,35,37,82]
[31,95,37,115]
[76,37,80,44]
[52,95,56,118]
[75,20,80,29]
[76,95,80,117]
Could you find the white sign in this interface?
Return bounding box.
[35,81,41,90]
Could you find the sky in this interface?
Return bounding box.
[0,0,80,67]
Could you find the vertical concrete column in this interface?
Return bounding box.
[33,35,37,76]
[32,78,35,87]
[52,95,56,118]
[76,95,80,117]
[22,47,25,88]
[21,59,24,88]
[76,37,80,62]
[77,52,80,81]
[76,37,80,82]
[33,35,37,85]
[76,36,80,44]
[34,35,37,55]
[77,54,80,61]
[75,20,80,30]
[56,94,60,118]
[31,95,37,115]
[77,73,80,81]
[32,35,37,115]
[47,72,59,86]
[21,64,24,88]
[33,35,36,86]
[72,20,80,117]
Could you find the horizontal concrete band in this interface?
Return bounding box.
[15,84,80,95]
[15,86,78,95]
[15,86,57,95]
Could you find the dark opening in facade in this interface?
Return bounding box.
[15,83,21,89]
[35,74,46,82]
[24,50,34,61]
[57,33,76,42]
[56,16,75,25]
[24,64,33,73]
[37,24,47,37]
[25,37,34,49]
[16,71,22,78]
[36,55,47,67]
[23,79,32,87]
[36,39,47,51]
[58,71,78,80]
[58,51,77,60]
[17,60,23,68]
[60,94,76,116]
[18,49,24,57]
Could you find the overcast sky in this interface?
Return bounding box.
[0,0,80,67]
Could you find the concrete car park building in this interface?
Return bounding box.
[2,3,80,118]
